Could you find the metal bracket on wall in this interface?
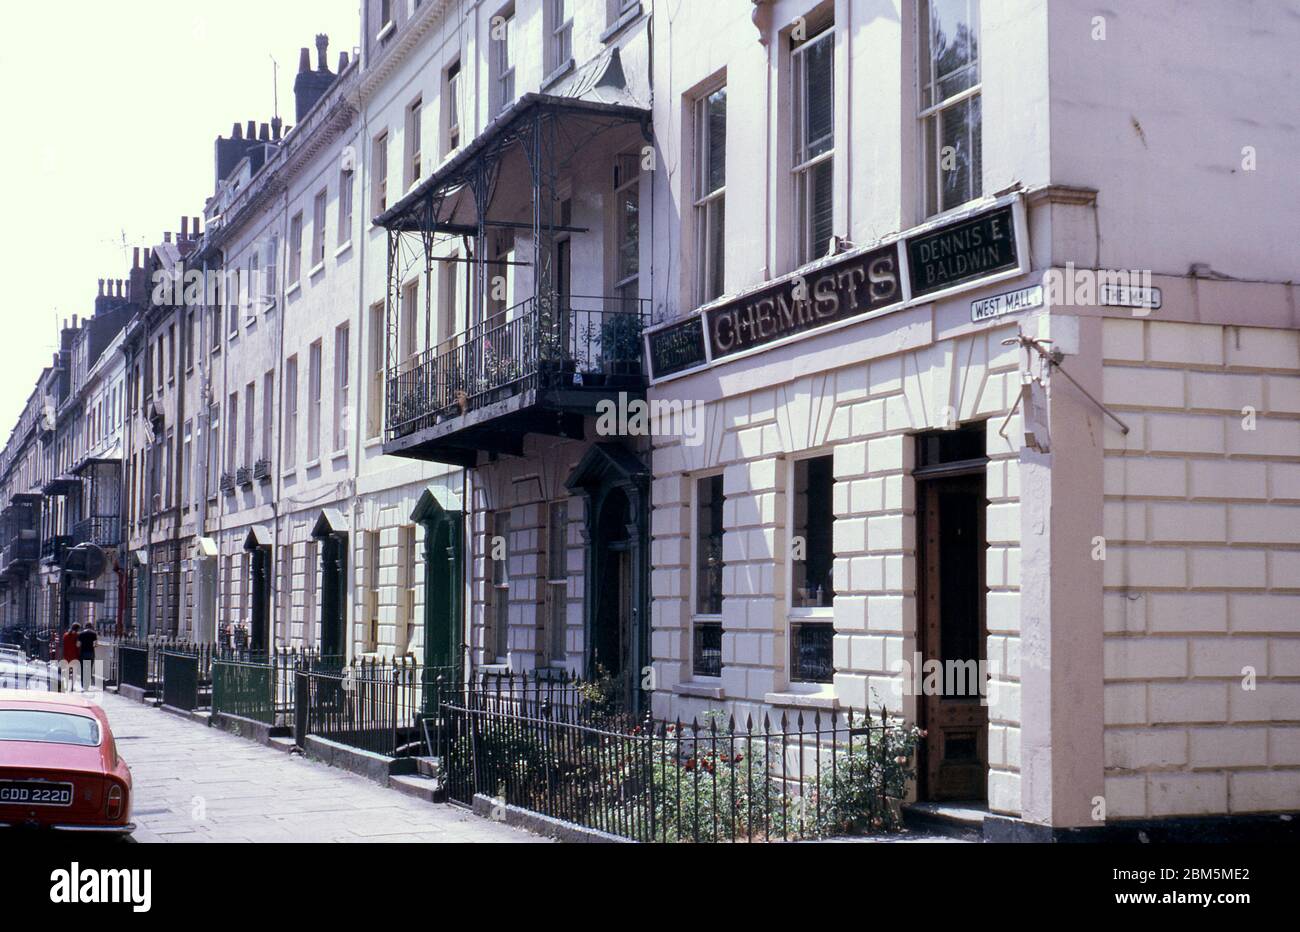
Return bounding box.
[997,334,1131,442]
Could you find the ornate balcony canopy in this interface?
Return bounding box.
[375,93,653,467]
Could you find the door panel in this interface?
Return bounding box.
[919,474,989,801]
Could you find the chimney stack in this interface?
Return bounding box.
[294,34,336,121]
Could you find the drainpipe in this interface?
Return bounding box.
[273,190,289,648]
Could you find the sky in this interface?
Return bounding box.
[0,0,361,432]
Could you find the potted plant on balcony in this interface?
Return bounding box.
[536,293,576,389]
[576,319,605,387]
[601,312,644,387]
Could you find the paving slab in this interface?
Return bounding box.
[96,691,548,844]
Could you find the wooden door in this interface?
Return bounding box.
[918,473,988,801]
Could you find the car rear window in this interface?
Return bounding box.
[0,710,101,746]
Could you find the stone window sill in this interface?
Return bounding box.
[764,689,839,711]
[674,681,724,700]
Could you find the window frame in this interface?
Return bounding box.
[443,59,461,155]
[337,170,354,247]
[283,355,299,469]
[545,500,569,665]
[372,131,389,215]
[791,23,836,267]
[366,302,385,439]
[311,188,328,271]
[786,451,836,685]
[307,340,323,463]
[611,151,641,303]
[489,510,511,663]
[333,323,350,454]
[690,472,724,679]
[546,0,574,76]
[917,0,983,219]
[692,82,727,308]
[491,6,516,117]
[288,212,304,286]
[405,96,423,190]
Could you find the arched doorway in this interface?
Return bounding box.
[565,443,649,714]
[591,487,632,693]
[411,486,464,716]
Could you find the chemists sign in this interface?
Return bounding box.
[706,241,903,361]
[647,199,1027,381]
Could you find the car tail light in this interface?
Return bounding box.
[105,783,125,821]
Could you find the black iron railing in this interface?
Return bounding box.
[438,674,920,843]
[386,294,649,441]
[210,648,326,727]
[40,535,73,564]
[297,657,450,757]
[72,515,120,547]
[159,643,215,712]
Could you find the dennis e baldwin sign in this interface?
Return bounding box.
[908,204,1019,299]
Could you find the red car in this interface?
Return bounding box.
[0,690,133,834]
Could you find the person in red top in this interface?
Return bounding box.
[60,624,81,692]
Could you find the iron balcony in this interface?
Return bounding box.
[383,293,648,466]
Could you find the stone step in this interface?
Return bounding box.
[415,756,441,779]
[902,802,988,841]
[388,773,445,804]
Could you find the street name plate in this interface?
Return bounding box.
[972,284,1044,322]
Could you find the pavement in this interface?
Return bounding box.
[93,690,548,843]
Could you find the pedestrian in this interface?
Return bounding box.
[78,622,98,692]
[61,624,80,692]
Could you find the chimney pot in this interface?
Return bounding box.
[259,122,270,141]
[164,232,172,243]
[192,217,200,236]
[316,34,329,72]
[298,47,311,74]
[232,122,243,140]
[338,51,349,71]
[246,120,257,140]
[181,217,189,239]
[98,279,104,297]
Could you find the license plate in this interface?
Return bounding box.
[0,780,74,807]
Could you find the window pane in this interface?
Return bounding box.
[693,622,722,678]
[792,456,834,609]
[791,622,833,683]
[617,184,639,281]
[492,511,510,660]
[810,159,833,260]
[929,0,979,100]
[802,33,834,159]
[695,475,723,615]
[707,197,725,301]
[937,93,981,212]
[706,87,727,194]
